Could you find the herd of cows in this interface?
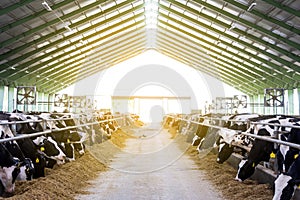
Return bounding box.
[0,110,131,197]
[164,113,300,200]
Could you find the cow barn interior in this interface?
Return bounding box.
[0,0,300,199]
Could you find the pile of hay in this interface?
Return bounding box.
[185,146,273,200]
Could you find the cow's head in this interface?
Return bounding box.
[216,137,233,164]
[17,158,35,181]
[235,159,256,182]
[33,136,66,165]
[0,157,21,195]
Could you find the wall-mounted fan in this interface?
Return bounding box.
[16,86,36,105]
[233,95,247,108]
[264,88,284,107]
[71,96,82,108]
[216,97,233,109]
[54,94,69,107]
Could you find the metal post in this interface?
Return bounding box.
[288,89,294,115]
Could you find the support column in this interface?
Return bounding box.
[8,87,15,112]
[287,89,294,115]
[0,86,4,111]
[37,92,43,112]
[297,88,300,115]
[48,94,54,112]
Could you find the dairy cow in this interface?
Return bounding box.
[0,121,35,181]
[15,137,46,178]
[215,113,259,164]
[0,143,21,197]
[32,136,66,167]
[273,153,300,200]
[235,116,299,182]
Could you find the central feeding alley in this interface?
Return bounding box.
[76,123,223,200]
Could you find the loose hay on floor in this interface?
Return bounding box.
[2,151,106,200]
[2,127,135,200]
[185,146,274,200]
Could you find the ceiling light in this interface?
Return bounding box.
[42,1,52,12]
[247,2,256,11]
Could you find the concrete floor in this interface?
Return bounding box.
[76,124,223,200]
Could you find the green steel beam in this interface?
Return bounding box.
[0,0,73,33]
[157,17,298,88]
[157,26,285,88]
[156,30,275,90]
[164,1,300,71]
[159,4,300,76]
[0,0,36,16]
[19,22,145,88]
[36,28,146,83]
[0,0,138,60]
[35,31,146,87]
[159,12,300,85]
[157,45,256,95]
[41,41,146,92]
[223,0,300,35]
[3,13,145,80]
[261,0,300,18]
[20,22,145,89]
[156,35,265,93]
[42,43,146,93]
[45,48,143,94]
[190,0,300,51]
[0,0,136,49]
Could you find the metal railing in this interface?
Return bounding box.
[165,114,300,150]
[0,115,124,143]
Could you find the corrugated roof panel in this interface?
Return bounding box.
[0,0,298,94]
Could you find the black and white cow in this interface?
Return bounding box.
[15,137,46,178]
[215,113,260,164]
[38,113,85,162]
[0,122,35,181]
[2,140,34,181]
[191,115,210,147]
[0,143,21,197]
[276,121,300,173]
[235,115,299,182]
[273,153,300,200]
[32,136,66,168]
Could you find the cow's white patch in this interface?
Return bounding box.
[16,166,27,181]
[47,137,66,164]
[218,128,237,144]
[32,136,47,145]
[0,166,17,193]
[273,174,294,200]
[235,159,247,181]
[218,143,226,153]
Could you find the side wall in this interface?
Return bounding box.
[249,88,299,115]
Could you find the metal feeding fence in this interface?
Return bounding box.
[166,114,300,150]
[0,114,125,144]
